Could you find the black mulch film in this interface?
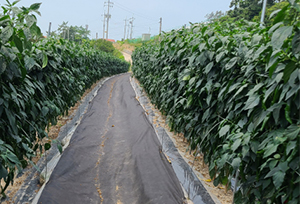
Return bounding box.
[38,73,214,204]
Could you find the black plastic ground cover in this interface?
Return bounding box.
[2,77,109,204]
[130,78,215,204]
[38,73,185,204]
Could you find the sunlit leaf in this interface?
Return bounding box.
[219,125,230,137]
[271,26,293,50]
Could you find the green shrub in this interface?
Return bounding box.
[132,1,300,203]
[0,1,129,196]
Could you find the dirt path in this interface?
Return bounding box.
[37,74,188,204]
[122,50,132,64]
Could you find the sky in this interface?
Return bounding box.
[0,0,232,41]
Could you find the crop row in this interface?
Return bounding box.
[0,2,129,195]
[132,1,299,203]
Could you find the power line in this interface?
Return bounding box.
[113,2,157,22]
[134,22,159,28]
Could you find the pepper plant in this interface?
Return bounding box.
[132,1,300,203]
[0,0,129,196]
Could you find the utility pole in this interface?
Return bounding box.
[102,14,106,39]
[159,17,162,41]
[105,0,113,39]
[48,22,52,37]
[129,17,135,40]
[159,17,162,35]
[127,24,130,39]
[85,24,89,39]
[260,0,267,27]
[123,18,127,40]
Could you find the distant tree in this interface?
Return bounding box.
[56,21,90,43]
[252,1,289,25]
[57,21,69,38]
[205,10,225,22]
[45,30,58,38]
[90,39,115,53]
[228,0,281,21]
[90,39,125,60]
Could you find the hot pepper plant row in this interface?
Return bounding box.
[132,1,300,203]
[0,1,129,195]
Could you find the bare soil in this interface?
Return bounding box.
[113,42,135,53]
[122,51,132,64]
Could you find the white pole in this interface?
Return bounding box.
[260,0,267,27]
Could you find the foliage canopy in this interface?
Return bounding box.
[132,0,300,203]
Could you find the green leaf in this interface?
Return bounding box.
[242,145,249,158]
[271,26,293,50]
[5,109,15,128]
[292,31,300,56]
[286,124,300,140]
[6,150,20,164]
[286,84,300,100]
[268,22,284,36]
[251,34,262,46]
[273,171,285,190]
[265,167,279,178]
[41,106,49,116]
[268,52,280,77]
[219,125,230,137]
[251,141,259,153]
[247,83,264,96]
[263,83,277,103]
[244,94,260,110]
[24,56,35,70]
[274,154,281,159]
[25,15,36,28]
[286,141,296,155]
[204,62,214,74]
[0,26,14,43]
[263,179,271,190]
[225,57,238,70]
[272,4,289,25]
[44,143,51,151]
[182,75,190,81]
[283,61,296,83]
[57,143,63,154]
[231,157,241,169]
[0,164,8,179]
[269,9,281,19]
[202,108,210,122]
[263,144,279,158]
[216,51,225,63]
[284,105,292,124]
[196,52,207,66]
[231,138,242,152]
[42,53,48,68]
[269,160,278,169]
[29,3,42,11]
[187,95,193,107]
[254,45,268,59]
[0,57,7,74]
[13,35,23,53]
